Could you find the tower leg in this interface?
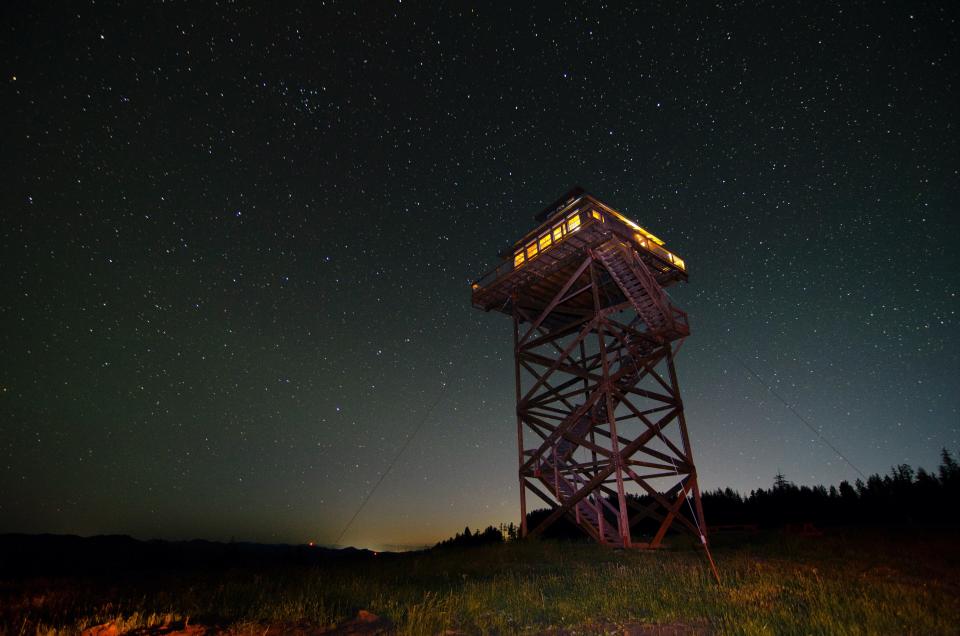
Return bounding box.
[513,302,528,538]
[666,346,709,546]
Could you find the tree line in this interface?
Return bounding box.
[436,449,960,546]
[703,448,960,528]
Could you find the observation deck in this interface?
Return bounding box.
[471,188,688,316]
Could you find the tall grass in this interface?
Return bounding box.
[2,529,957,634]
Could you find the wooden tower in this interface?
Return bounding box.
[471,187,710,550]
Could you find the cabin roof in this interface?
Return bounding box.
[497,187,590,259]
[534,186,587,222]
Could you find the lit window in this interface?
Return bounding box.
[526,242,538,259]
[672,255,685,270]
[539,233,552,251]
[567,214,581,233]
[514,251,524,268]
[591,209,603,221]
[553,226,563,241]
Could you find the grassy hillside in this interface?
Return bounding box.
[2,528,958,635]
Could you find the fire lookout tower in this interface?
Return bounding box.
[471,187,709,549]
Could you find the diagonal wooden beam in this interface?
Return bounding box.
[613,389,690,466]
[520,389,604,475]
[516,305,586,369]
[519,360,579,413]
[528,409,682,537]
[518,320,597,405]
[624,467,701,537]
[650,477,694,547]
[519,255,593,346]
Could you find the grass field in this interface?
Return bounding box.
[2,528,958,635]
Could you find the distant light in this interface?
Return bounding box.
[308,541,315,547]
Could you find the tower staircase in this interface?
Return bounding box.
[594,240,688,340]
[536,398,633,546]
[532,239,689,545]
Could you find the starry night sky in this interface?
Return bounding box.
[1,2,957,550]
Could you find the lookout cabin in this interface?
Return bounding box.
[471,187,688,315]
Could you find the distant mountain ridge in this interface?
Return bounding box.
[0,533,377,576]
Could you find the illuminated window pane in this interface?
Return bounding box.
[514,251,524,268]
[526,242,538,259]
[672,255,685,270]
[567,214,581,233]
[591,209,603,221]
[539,233,552,251]
[553,226,563,241]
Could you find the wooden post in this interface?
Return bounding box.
[513,299,527,537]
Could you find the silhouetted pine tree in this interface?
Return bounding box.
[434,525,504,548]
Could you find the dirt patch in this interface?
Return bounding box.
[82,611,394,636]
[84,620,214,636]
[540,620,712,635]
[318,610,393,635]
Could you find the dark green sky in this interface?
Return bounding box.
[1,1,957,549]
